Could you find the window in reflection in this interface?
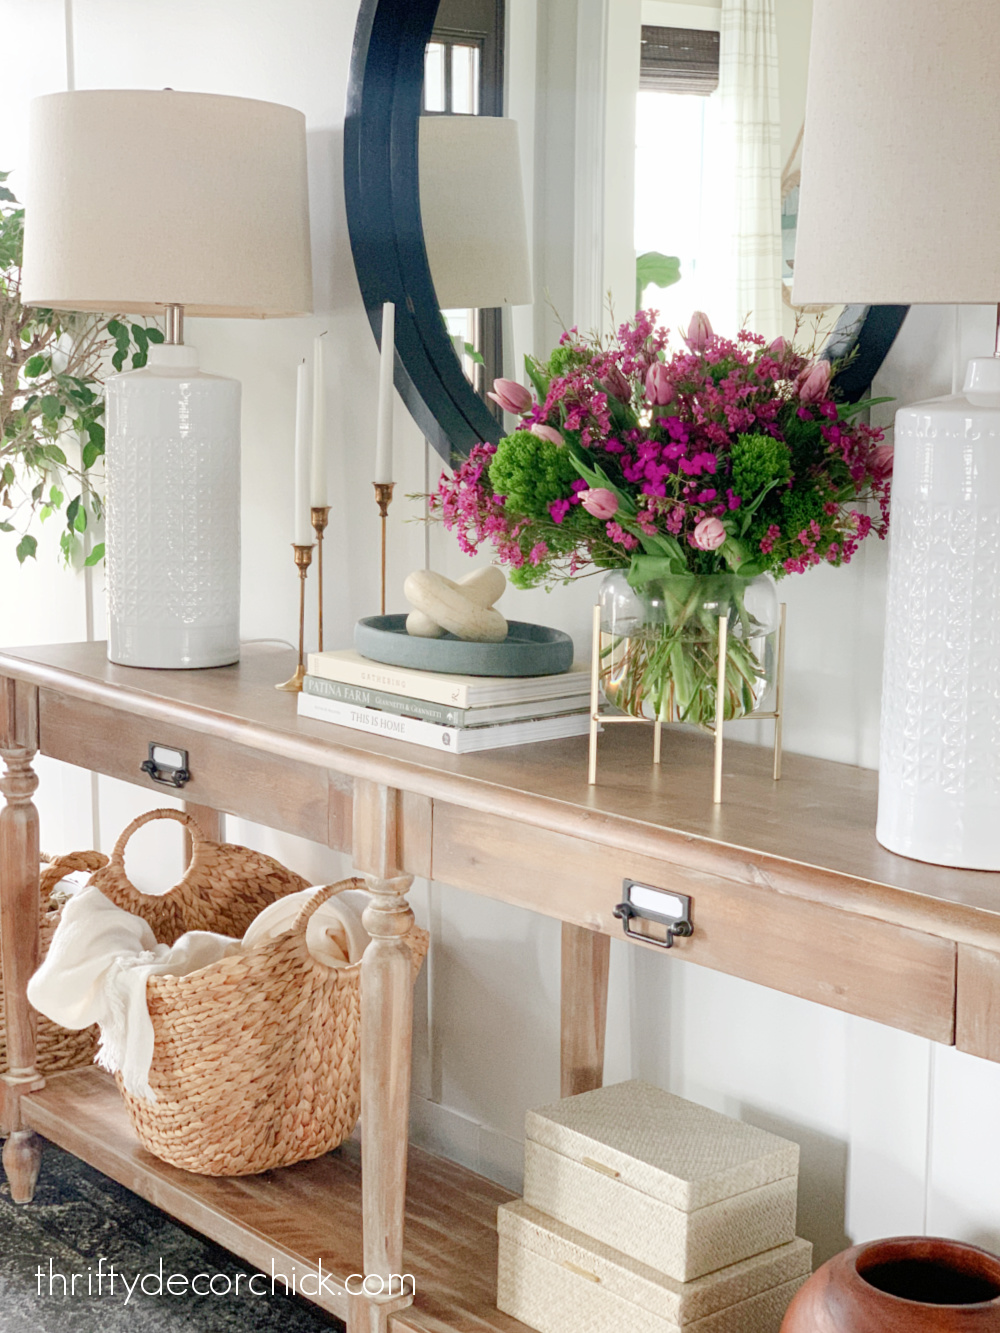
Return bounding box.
[450,43,480,115]
[424,42,447,113]
[423,40,481,116]
[635,24,730,336]
[635,90,710,330]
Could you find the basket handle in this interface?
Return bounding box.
[109,808,212,879]
[39,849,109,908]
[290,877,366,937]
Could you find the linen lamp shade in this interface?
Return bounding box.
[418,115,532,311]
[22,89,313,672]
[792,0,1000,306]
[22,89,312,316]
[793,0,1000,869]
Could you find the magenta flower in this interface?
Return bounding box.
[691,516,726,550]
[430,310,889,589]
[580,487,618,520]
[531,423,564,446]
[645,362,673,406]
[796,360,833,404]
[684,311,713,351]
[488,378,532,415]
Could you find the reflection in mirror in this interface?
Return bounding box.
[424,39,481,115]
[423,0,506,410]
[634,4,786,341]
[418,115,532,403]
[345,0,904,461]
[635,26,721,328]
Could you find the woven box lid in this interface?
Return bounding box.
[498,1199,812,1325]
[525,1081,799,1212]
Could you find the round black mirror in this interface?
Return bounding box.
[344,0,908,465]
[344,0,501,462]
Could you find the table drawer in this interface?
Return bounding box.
[432,805,956,1043]
[38,690,349,848]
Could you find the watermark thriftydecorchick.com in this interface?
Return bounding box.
[35,1258,415,1304]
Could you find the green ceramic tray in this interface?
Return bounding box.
[354,616,574,677]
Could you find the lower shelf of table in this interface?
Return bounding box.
[20,1067,529,1333]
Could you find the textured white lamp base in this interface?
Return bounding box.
[105,344,241,669]
[877,357,1000,870]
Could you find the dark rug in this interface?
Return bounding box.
[0,1139,345,1332]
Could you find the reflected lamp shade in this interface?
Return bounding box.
[23,90,312,670]
[793,0,1000,869]
[418,116,532,311]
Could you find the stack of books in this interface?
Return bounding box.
[298,649,593,753]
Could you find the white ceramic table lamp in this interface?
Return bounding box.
[22,90,312,669]
[418,115,532,313]
[793,0,1000,869]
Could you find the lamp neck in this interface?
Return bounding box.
[164,304,185,346]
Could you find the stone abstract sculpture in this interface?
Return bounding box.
[404,567,508,642]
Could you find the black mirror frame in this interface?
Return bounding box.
[344,0,502,463]
[345,0,907,464]
[823,303,909,403]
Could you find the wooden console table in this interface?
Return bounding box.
[3,641,1000,1332]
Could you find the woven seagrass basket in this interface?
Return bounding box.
[90,808,310,943]
[117,877,429,1176]
[1,849,108,1076]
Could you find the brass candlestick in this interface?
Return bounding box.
[311,505,331,652]
[275,543,314,691]
[373,482,395,615]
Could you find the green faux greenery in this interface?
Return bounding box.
[0,172,163,565]
[488,429,579,519]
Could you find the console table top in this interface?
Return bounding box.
[2,640,998,949]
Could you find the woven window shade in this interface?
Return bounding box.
[640,25,720,95]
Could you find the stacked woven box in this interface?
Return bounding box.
[498,1080,812,1333]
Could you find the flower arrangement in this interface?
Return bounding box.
[432,310,891,726]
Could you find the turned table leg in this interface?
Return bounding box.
[361,872,416,1295]
[561,922,610,1098]
[1,678,43,1202]
[353,777,416,1311]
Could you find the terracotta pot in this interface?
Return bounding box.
[781,1237,1000,1332]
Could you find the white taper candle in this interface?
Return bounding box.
[374,301,395,484]
[310,332,327,508]
[293,359,311,545]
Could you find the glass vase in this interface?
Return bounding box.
[598,570,780,728]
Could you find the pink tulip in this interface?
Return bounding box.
[645,362,674,406]
[684,311,713,351]
[692,516,726,551]
[871,443,894,479]
[603,366,632,403]
[580,488,619,520]
[531,423,564,446]
[768,336,789,358]
[796,359,833,404]
[488,378,532,415]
